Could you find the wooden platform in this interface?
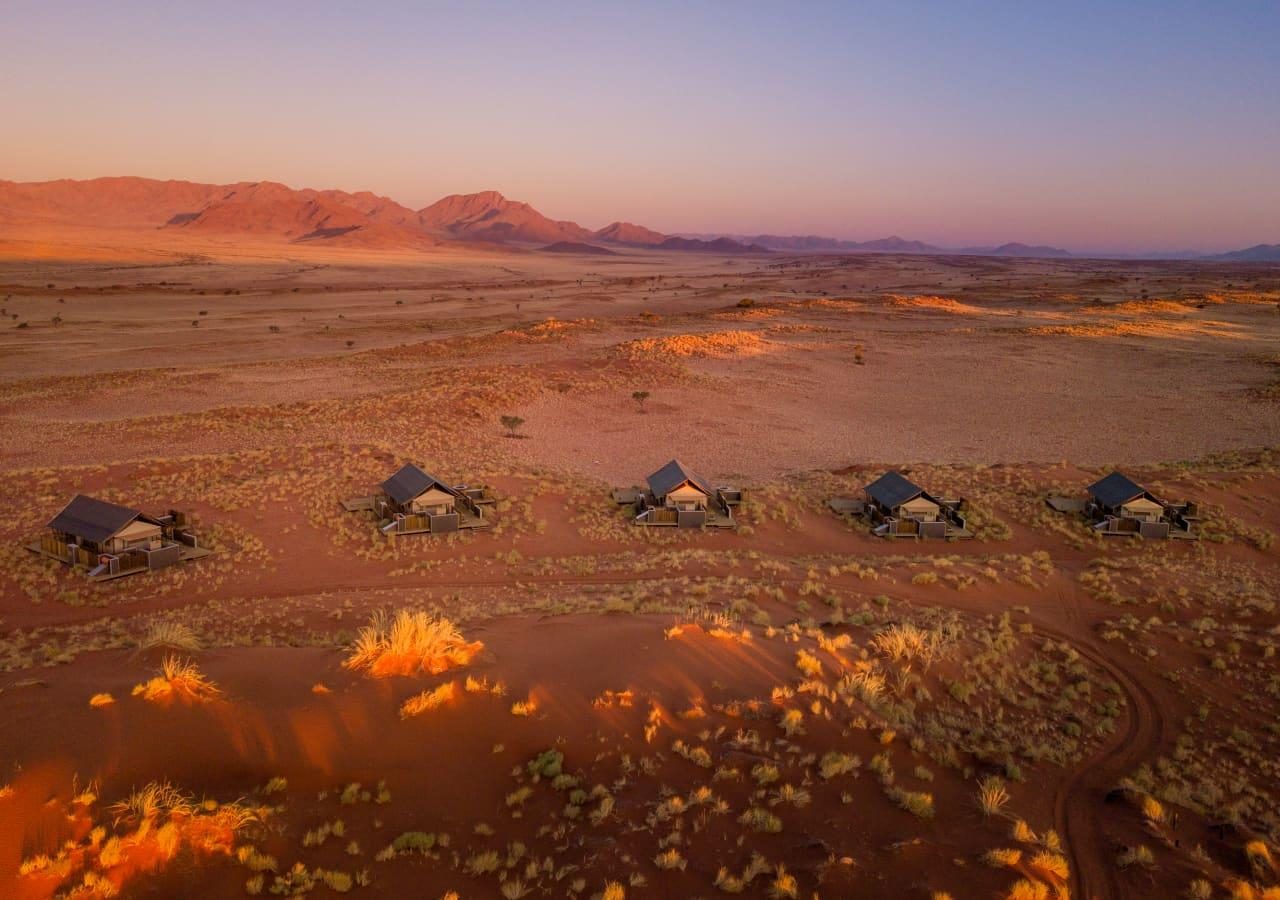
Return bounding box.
[26,543,212,581]
[1045,496,1087,513]
[828,498,866,516]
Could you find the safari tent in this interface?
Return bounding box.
[36,494,204,579]
[861,471,971,539]
[615,459,740,528]
[1083,471,1197,539]
[344,463,493,535]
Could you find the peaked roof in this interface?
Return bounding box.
[647,459,712,498]
[864,471,925,509]
[1087,471,1150,508]
[48,494,142,543]
[381,464,458,505]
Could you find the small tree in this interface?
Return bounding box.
[501,415,525,438]
[632,390,650,412]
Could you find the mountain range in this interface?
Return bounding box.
[1205,243,1280,262]
[678,233,1073,258]
[0,176,1274,261]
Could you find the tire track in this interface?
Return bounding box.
[1038,609,1165,900]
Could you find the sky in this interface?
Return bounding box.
[1,1,1277,253]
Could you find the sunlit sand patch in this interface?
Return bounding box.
[799,297,862,311]
[1089,298,1192,315]
[711,305,786,321]
[1021,319,1242,338]
[885,294,985,315]
[498,317,598,341]
[1201,289,1280,305]
[614,329,773,359]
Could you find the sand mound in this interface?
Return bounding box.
[1200,290,1280,306]
[712,306,786,321]
[799,298,861,311]
[614,330,771,359]
[1022,320,1236,338]
[499,317,597,341]
[1091,299,1191,315]
[886,294,982,314]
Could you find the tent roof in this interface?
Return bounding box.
[647,459,712,499]
[864,471,925,509]
[381,464,458,505]
[48,494,142,543]
[1087,471,1149,508]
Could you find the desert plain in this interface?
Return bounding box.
[1,231,1278,900]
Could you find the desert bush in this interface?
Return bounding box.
[344,610,481,677]
[738,806,783,833]
[132,655,220,703]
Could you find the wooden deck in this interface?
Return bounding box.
[619,491,736,529]
[343,495,493,535]
[827,498,866,516]
[27,542,212,581]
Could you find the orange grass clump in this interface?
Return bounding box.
[344,609,482,678]
[18,782,260,897]
[399,681,458,718]
[131,655,221,704]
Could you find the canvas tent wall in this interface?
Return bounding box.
[900,496,940,521]
[1120,497,1163,522]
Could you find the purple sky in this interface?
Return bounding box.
[1,1,1277,252]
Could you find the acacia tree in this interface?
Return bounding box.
[632,390,650,413]
[500,415,525,438]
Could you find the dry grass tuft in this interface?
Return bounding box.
[977,775,1011,816]
[132,655,220,703]
[344,610,482,678]
[137,621,202,653]
[399,681,458,718]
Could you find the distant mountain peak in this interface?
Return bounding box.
[417,191,589,243]
[595,221,667,246]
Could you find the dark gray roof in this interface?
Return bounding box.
[864,471,925,509]
[381,464,458,505]
[647,459,712,499]
[48,494,141,543]
[1087,471,1149,508]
